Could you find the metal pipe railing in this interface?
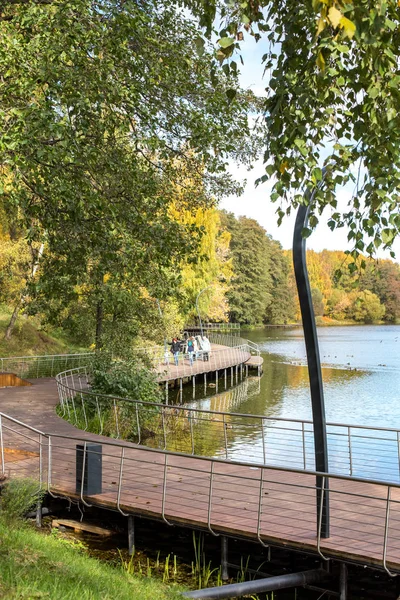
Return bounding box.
[2,409,400,572]
[0,353,94,379]
[55,367,400,484]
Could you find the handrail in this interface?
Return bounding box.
[0,411,46,436]
[24,426,400,489]
[55,366,400,484]
[2,409,400,573]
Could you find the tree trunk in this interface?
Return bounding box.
[95,299,104,349]
[3,242,45,341]
[4,302,21,341]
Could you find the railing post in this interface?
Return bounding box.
[47,436,52,492]
[257,468,268,547]
[95,396,103,434]
[161,453,173,525]
[189,414,195,455]
[293,188,330,539]
[162,408,167,450]
[383,486,396,576]
[397,431,400,484]
[117,448,129,516]
[0,415,5,475]
[222,414,228,460]
[348,427,353,476]
[207,462,219,536]
[316,476,329,560]
[113,399,120,438]
[260,418,267,464]
[135,403,141,444]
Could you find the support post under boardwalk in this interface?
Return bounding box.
[128,515,135,556]
[293,192,330,539]
[339,563,348,600]
[221,536,229,581]
[36,500,42,528]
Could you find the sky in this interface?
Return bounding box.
[220,36,400,261]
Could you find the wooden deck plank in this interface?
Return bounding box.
[1,378,400,572]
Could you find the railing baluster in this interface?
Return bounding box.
[207,462,219,536]
[135,402,141,444]
[47,436,53,494]
[117,448,129,516]
[162,408,167,450]
[223,414,228,460]
[302,422,306,470]
[397,431,400,484]
[39,433,43,490]
[113,399,120,438]
[348,426,353,476]
[0,415,5,475]
[79,441,92,507]
[81,392,88,430]
[190,413,195,455]
[261,418,266,464]
[257,468,268,547]
[383,485,396,576]
[96,396,103,434]
[161,453,173,525]
[316,476,329,560]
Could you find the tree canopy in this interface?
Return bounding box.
[0,0,259,345]
[190,0,400,258]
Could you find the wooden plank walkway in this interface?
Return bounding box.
[155,344,252,383]
[0,379,399,574]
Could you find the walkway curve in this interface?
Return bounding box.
[1,378,400,575]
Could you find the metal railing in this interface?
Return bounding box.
[185,323,241,333]
[56,366,400,484]
[1,409,400,574]
[137,342,253,382]
[0,332,256,382]
[0,353,94,379]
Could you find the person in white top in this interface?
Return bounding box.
[201,336,211,361]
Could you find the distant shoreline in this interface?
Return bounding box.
[241,318,399,331]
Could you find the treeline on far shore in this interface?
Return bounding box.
[1,206,399,359]
[220,212,400,327]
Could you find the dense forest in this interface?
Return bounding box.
[1,203,399,354]
[1,0,400,358]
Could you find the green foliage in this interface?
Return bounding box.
[350,290,386,323]
[192,0,400,257]
[0,478,44,522]
[0,0,259,344]
[91,352,161,403]
[0,518,183,600]
[220,212,295,325]
[311,287,325,317]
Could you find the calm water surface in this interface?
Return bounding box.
[187,325,400,428]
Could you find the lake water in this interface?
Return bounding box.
[185,325,400,480]
[246,324,400,428]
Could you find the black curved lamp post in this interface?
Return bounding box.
[293,188,330,539]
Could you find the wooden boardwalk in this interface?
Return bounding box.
[155,344,257,383]
[1,379,400,574]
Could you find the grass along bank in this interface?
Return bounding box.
[0,518,184,600]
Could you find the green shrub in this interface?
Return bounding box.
[91,351,162,403]
[0,478,45,522]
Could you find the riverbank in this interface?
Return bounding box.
[241,316,395,331]
[0,518,183,600]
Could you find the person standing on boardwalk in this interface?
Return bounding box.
[170,338,181,366]
[187,336,195,366]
